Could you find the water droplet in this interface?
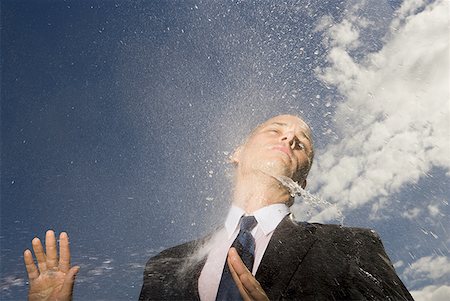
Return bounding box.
[275,175,344,223]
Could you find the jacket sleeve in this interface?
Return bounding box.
[138,242,204,301]
[138,252,175,301]
[282,224,415,301]
[341,228,414,301]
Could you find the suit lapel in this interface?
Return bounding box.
[182,231,218,300]
[184,256,207,299]
[255,216,317,300]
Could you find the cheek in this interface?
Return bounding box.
[294,153,309,169]
[243,140,267,155]
[239,146,264,166]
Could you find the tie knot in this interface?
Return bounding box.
[240,216,257,232]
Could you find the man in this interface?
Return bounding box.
[24,114,414,300]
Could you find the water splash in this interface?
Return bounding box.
[275,175,344,223]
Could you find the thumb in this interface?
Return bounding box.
[58,266,80,300]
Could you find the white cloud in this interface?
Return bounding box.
[427,203,441,217]
[328,19,361,49]
[299,0,450,221]
[314,16,333,32]
[403,255,450,281]
[401,207,422,220]
[393,0,427,23]
[411,285,450,301]
[0,276,25,295]
[393,260,404,269]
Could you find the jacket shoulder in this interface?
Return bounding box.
[148,240,199,262]
[292,221,389,267]
[288,221,414,300]
[302,221,382,242]
[140,237,209,301]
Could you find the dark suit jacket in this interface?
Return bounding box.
[139,216,414,300]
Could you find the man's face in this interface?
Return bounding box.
[234,115,314,184]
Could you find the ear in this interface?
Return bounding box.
[229,145,243,165]
[300,179,307,189]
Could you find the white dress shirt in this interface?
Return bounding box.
[198,203,290,301]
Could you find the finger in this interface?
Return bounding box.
[240,273,269,301]
[227,255,250,300]
[46,230,58,270]
[32,237,47,273]
[228,248,269,301]
[58,232,71,273]
[227,248,252,300]
[23,249,39,281]
[57,266,80,300]
[228,247,251,277]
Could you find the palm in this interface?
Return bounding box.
[28,270,66,301]
[24,231,79,301]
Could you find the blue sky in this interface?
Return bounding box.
[1,0,449,300]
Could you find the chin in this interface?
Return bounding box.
[255,160,292,179]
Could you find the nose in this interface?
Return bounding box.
[281,131,296,148]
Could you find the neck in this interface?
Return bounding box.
[232,171,291,213]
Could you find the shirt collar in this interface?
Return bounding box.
[253,203,290,235]
[224,203,290,238]
[224,205,246,238]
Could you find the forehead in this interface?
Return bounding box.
[257,115,312,136]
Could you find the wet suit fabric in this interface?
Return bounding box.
[139,216,414,301]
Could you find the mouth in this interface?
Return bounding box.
[272,145,292,158]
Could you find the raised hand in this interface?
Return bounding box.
[227,247,269,301]
[24,230,79,301]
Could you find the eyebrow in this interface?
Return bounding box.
[269,122,312,143]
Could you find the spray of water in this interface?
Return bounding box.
[173,173,345,284]
[275,175,344,224]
